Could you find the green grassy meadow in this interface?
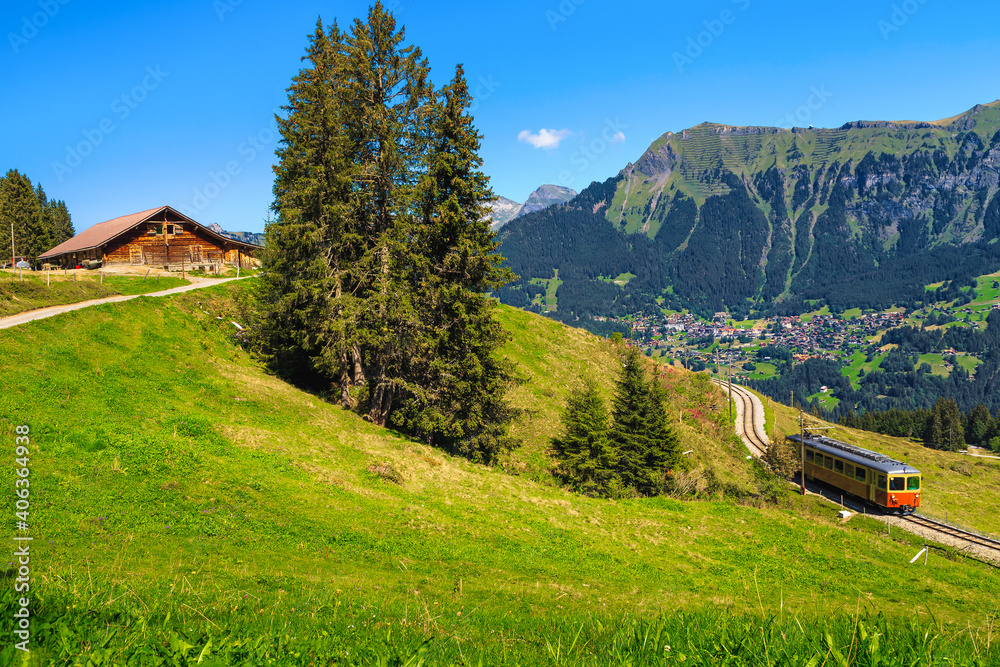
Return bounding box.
[0,270,188,317]
[2,284,1000,664]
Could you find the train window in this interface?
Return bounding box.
[907,477,920,491]
[845,464,854,479]
[855,467,866,482]
[834,460,844,474]
[890,477,905,491]
[878,475,887,489]
[805,450,814,463]
[824,456,833,470]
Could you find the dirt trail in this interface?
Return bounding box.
[0,277,249,331]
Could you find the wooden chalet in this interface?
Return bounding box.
[39,206,261,270]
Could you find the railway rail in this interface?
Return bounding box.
[711,379,769,458]
[900,513,1000,554]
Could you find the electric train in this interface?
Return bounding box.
[786,433,921,513]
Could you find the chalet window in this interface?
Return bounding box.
[166,224,174,235]
[155,224,164,235]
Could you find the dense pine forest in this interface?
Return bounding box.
[0,170,74,265]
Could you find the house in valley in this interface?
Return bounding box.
[39,206,261,270]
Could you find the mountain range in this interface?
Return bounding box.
[206,223,266,247]
[498,101,1000,319]
[488,185,578,230]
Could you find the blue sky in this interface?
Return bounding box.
[2,0,999,234]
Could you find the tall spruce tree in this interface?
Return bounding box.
[338,3,432,426]
[393,66,516,461]
[254,5,517,457]
[255,18,360,397]
[553,379,620,497]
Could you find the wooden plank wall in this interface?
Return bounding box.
[104,224,227,265]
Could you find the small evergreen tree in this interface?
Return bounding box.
[966,403,992,445]
[553,380,620,497]
[34,184,73,250]
[610,348,681,495]
[644,374,682,480]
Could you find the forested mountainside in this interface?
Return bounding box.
[499,101,1000,319]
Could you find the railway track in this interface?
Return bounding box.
[900,513,1000,554]
[706,381,1000,561]
[711,379,769,458]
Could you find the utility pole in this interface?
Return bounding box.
[727,347,733,422]
[800,410,806,495]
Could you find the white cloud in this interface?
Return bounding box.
[610,131,626,144]
[517,128,572,150]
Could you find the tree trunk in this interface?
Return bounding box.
[339,347,353,408]
[368,369,393,426]
[352,345,365,383]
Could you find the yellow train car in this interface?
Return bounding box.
[787,434,921,513]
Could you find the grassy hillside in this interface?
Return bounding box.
[497,306,760,494]
[0,270,188,317]
[2,285,999,664]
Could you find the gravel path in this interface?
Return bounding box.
[0,276,249,331]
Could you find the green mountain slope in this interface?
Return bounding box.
[2,284,1000,663]
[500,101,1000,318]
